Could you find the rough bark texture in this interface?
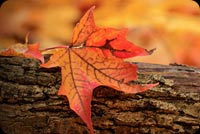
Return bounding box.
[0,56,199,134]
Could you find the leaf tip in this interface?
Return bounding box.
[147,48,156,55]
[90,5,96,10]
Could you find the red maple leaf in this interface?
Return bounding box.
[41,6,157,134]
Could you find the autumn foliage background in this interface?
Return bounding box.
[0,0,200,67]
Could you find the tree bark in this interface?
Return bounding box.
[0,56,199,134]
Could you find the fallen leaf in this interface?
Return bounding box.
[0,43,44,63]
[24,43,44,63]
[42,6,157,134]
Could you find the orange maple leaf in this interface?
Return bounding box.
[41,6,157,134]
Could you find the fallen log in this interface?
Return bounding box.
[0,56,199,134]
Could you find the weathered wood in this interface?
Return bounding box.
[0,56,199,134]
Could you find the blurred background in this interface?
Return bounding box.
[0,0,199,67]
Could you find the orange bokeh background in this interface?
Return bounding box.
[0,0,199,67]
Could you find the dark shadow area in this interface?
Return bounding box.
[0,0,7,7]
